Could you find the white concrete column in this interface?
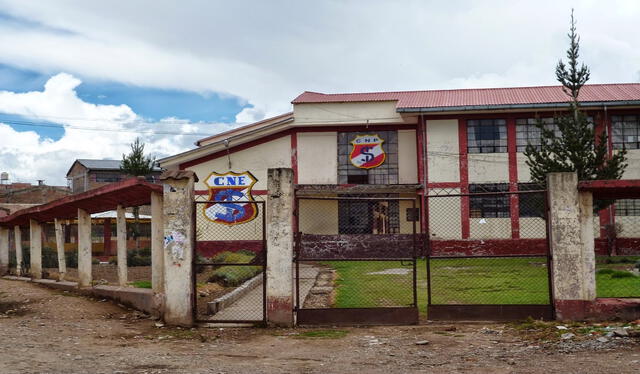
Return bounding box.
[54,218,66,281]
[151,191,164,293]
[161,171,195,326]
[116,205,128,287]
[266,168,294,327]
[116,205,127,286]
[14,226,22,276]
[0,227,9,275]
[547,172,596,320]
[77,208,92,287]
[29,219,43,279]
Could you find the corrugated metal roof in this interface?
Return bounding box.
[76,159,162,171]
[291,83,640,109]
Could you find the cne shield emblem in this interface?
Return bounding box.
[349,134,386,169]
[203,171,258,225]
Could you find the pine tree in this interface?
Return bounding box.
[121,138,156,246]
[524,11,627,185]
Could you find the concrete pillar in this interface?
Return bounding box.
[14,226,22,276]
[0,227,9,275]
[547,172,596,320]
[161,171,196,326]
[54,218,66,281]
[116,205,127,286]
[29,219,43,279]
[103,218,112,255]
[77,208,92,287]
[151,191,164,293]
[266,168,294,327]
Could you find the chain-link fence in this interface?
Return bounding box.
[594,198,640,298]
[295,196,420,324]
[193,199,266,323]
[426,189,553,320]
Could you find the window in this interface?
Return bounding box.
[337,131,399,184]
[467,119,507,153]
[612,115,640,150]
[469,183,510,218]
[516,118,561,152]
[338,199,400,234]
[615,199,640,216]
[518,183,545,218]
[94,173,122,183]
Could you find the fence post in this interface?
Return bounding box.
[77,208,92,287]
[0,227,8,275]
[29,219,43,279]
[266,168,295,327]
[547,172,596,320]
[160,170,196,327]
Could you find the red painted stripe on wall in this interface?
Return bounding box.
[458,119,470,239]
[507,118,520,239]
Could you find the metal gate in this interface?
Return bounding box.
[425,189,554,320]
[294,196,421,325]
[193,198,266,324]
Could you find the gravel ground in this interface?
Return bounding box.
[1,278,639,374]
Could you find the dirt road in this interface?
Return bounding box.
[0,279,638,374]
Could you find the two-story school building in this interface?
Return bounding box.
[159,84,640,256]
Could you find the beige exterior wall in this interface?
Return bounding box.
[520,217,547,239]
[469,218,511,239]
[293,102,408,125]
[297,132,338,184]
[516,153,531,182]
[399,198,420,234]
[622,150,640,180]
[426,119,460,183]
[187,135,291,191]
[398,130,418,184]
[468,153,509,183]
[427,189,461,239]
[616,216,640,238]
[298,199,338,234]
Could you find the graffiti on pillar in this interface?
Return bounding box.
[350,134,386,169]
[203,171,258,225]
[164,231,186,260]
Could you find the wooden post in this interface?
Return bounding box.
[54,218,66,281]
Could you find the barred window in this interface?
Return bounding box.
[467,119,507,153]
[615,199,640,216]
[338,200,400,234]
[612,115,640,150]
[469,183,510,218]
[518,183,545,218]
[516,118,561,152]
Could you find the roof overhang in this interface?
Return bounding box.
[396,101,640,114]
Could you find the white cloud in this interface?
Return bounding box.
[0,73,234,185]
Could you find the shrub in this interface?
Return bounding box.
[127,248,151,267]
[611,270,635,279]
[65,251,78,268]
[597,268,614,275]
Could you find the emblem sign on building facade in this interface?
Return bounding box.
[349,134,386,169]
[203,171,258,225]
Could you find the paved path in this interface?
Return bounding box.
[208,263,320,321]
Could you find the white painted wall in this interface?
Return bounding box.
[622,150,640,179]
[427,189,461,239]
[297,132,338,184]
[426,119,460,183]
[187,136,291,191]
[516,153,531,182]
[469,217,511,239]
[294,102,408,125]
[398,130,418,184]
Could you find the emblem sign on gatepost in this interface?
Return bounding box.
[203,171,258,225]
[349,134,386,169]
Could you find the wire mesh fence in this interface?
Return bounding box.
[295,196,419,312]
[593,198,640,298]
[193,199,266,323]
[426,189,553,309]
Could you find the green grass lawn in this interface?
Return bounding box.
[320,256,640,313]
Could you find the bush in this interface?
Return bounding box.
[611,270,635,279]
[127,248,151,267]
[65,251,78,268]
[597,268,614,275]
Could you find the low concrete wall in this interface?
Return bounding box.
[43,265,151,284]
[3,276,162,317]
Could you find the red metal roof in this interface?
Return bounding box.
[0,177,162,227]
[292,84,640,110]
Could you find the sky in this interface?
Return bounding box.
[0,0,639,185]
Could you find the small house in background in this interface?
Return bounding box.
[0,178,70,217]
[66,159,163,194]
